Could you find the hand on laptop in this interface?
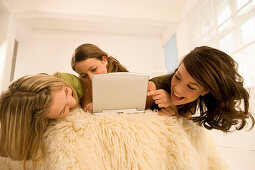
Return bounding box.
[84,103,93,114]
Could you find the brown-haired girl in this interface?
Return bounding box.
[147,46,254,132]
[71,43,128,112]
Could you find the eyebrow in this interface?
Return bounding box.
[88,65,95,71]
[58,87,68,116]
[176,71,199,86]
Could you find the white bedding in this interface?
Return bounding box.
[0,108,228,170]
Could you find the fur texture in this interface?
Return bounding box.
[0,108,228,170]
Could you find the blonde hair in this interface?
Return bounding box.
[0,73,78,169]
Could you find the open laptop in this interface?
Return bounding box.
[92,72,149,114]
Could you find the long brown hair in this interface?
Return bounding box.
[0,73,78,169]
[71,43,128,73]
[179,46,254,132]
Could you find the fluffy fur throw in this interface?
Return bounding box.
[0,108,227,170]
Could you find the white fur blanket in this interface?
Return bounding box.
[0,108,227,170]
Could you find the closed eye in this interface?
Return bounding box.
[188,85,196,90]
[58,87,68,115]
[81,74,88,79]
[65,87,68,95]
[175,75,180,80]
[91,67,97,72]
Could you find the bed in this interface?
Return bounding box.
[0,108,228,170]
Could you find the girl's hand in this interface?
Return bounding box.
[84,103,93,114]
[147,89,171,108]
[158,106,179,117]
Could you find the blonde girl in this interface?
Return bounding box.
[0,73,78,169]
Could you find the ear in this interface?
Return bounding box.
[201,89,209,96]
[102,56,108,65]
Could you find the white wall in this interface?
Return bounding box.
[14,27,165,80]
[0,6,16,91]
[0,11,9,91]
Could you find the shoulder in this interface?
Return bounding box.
[149,73,173,92]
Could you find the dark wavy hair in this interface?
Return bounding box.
[178,46,254,132]
[71,43,128,73]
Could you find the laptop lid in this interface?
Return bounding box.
[92,72,149,113]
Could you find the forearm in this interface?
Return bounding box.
[181,112,192,119]
[145,81,157,109]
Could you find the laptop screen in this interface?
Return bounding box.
[92,72,149,113]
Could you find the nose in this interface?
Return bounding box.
[67,89,77,107]
[173,82,184,95]
[69,96,77,107]
[88,73,94,81]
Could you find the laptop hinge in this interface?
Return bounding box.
[96,108,144,114]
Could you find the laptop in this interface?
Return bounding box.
[92,72,149,114]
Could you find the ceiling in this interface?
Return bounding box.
[1,0,192,36]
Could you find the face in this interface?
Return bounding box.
[74,57,108,82]
[46,86,76,118]
[171,63,208,105]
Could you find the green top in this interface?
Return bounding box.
[54,72,84,99]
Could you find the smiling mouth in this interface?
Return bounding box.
[173,92,185,100]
